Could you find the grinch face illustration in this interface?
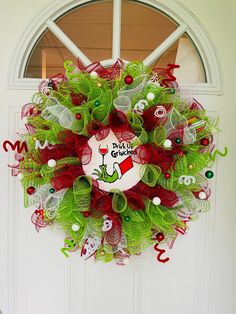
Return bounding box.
[82,130,141,192]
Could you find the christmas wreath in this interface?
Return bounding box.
[3,60,227,265]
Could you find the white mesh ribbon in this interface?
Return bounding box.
[183,127,196,144]
[113,95,131,112]
[103,232,127,254]
[119,74,148,99]
[44,188,68,218]
[165,108,188,132]
[41,97,75,129]
[27,184,52,206]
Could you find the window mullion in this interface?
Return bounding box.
[45,19,92,66]
[143,23,188,66]
[112,0,122,60]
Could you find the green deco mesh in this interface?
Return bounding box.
[11,60,227,263]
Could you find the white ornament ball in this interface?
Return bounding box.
[198,191,207,200]
[123,257,130,265]
[146,92,155,101]
[152,196,161,206]
[72,224,80,232]
[163,139,172,148]
[22,117,28,124]
[17,173,23,181]
[47,159,56,168]
[90,71,98,79]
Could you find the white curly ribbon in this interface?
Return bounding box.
[44,188,68,218]
[102,218,113,232]
[178,175,196,186]
[154,105,167,118]
[41,97,75,129]
[113,95,131,112]
[146,73,160,87]
[133,99,148,115]
[35,139,49,149]
[183,127,196,144]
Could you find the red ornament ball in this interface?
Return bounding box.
[164,172,171,179]
[200,138,209,146]
[156,232,165,242]
[75,113,82,120]
[27,186,35,195]
[124,75,133,85]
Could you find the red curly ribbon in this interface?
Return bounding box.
[153,64,180,87]
[3,140,28,153]
[154,243,170,263]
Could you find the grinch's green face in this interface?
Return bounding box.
[82,130,141,192]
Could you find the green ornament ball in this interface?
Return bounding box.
[94,100,100,107]
[175,138,181,144]
[125,215,131,222]
[205,170,214,179]
[49,188,55,193]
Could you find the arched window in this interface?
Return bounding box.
[9,0,222,95]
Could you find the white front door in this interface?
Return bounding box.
[0,1,235,314]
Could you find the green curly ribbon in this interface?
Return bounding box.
[210,147,228,161]
[73,176,92,211]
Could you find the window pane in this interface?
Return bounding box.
[56,1,113,62]
[24,30,77,78]
[24,0,206,83]
[121,1,178,61]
